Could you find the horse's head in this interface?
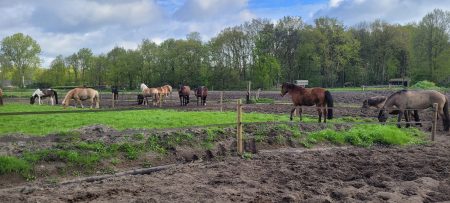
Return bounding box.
[280,83,290,97]
[30,96,36,104]
[378,109,388,123]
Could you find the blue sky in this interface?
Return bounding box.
[0,0,449,67]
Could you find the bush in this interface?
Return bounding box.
[412,80,441,90]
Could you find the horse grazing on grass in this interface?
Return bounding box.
[378,90,449,130]
[62,88,99,109]
[30,88,58,105]
[280,82,333,123]
[179,85,191,106]
[363,95,421,127]
[195,86,208,106]
[0,88,3,106]
[140,83,160,106]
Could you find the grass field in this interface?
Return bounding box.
[0,103,292,135]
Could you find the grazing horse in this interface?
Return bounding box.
[0,88,3,106]
[362,95,421,127]
[195,86,208,106]
[378,90,449,131]
[30,88,58,105]
[179,85,191,106]
[280,82,333,123]
[162,85,172,97]
[140,83,160,106]
[62,88,100,109]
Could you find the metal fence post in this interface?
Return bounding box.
[236,99,243,155]
[432,103,438,141]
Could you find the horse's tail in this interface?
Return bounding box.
[54,90,58,104]
[325,90,333,119]
[443,98,450,131]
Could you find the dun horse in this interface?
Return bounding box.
[179,85,190,106]
[280,82,333,123]
[362,95,421,127]
[140,83,160,106]
[0,88,3,106]
[378,90,449,131]
[30,88,58,105]
[62,87,100,109]
[195,86,208,106]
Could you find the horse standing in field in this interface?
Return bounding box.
[140,83,160,106]
[362,95,421,127]
[162,85,172,97]
[30,88,58,105]
[280,82,334,123]
[378,90,449,130]
[62,87,100,109]
[195,86,208,106]
[0,88,3,106]
[179,85,191,106]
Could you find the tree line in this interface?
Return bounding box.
[1,9,450,90]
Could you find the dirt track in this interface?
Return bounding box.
[1,135,449,202]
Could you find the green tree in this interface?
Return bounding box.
[0,33,41,88]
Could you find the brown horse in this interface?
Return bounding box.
[378,90,449,130]
[280,82,333,122]
[179,85,191,106]
[62,87,99,108]
[0,88,3,106]
[162,85,172,97]
[195,86,208,106]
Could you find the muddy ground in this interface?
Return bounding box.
[1,90,450,202]
[0,133,449,203]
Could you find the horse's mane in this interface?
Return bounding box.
[62,89,75,105]
[283,82,305,91]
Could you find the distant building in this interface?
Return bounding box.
[389,78,410,87]
[294,80,308,87]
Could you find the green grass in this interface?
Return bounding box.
[301,125,426,148]
[0,156,32,177]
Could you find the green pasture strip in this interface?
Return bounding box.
[301,125,426,148]
[0,108,289,136]
[0,103,69,113]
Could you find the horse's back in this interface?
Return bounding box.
[391,90,446,108]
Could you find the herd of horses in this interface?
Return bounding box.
[138,83,208,107]
[0,82,448,131]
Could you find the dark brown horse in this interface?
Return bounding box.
[179,85,191,106]
[378,90,449,130]
[281,82,333,122]
[195,86,208,106]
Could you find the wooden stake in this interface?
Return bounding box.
[236,99,243,155]
[111,93,115,108]
[220,91,223,112]
[432,103,438,141]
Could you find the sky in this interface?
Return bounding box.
[0,0,449,68]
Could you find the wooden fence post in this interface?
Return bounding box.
[236,99,243,155]
[432,103,438,141]
[220,91,223,112]
[111,93,115,108]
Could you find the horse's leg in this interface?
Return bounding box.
[397,110,404,128]
[404,110,411,128]
[203,96,206,106]
[290,107,296,121]
[187,95,190,105]
[298,107,303,121]
[317,105,322,123]
[323,105,327,123]
[413,110,422,127]
[38,96,41,105]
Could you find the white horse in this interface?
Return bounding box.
[30,88,58,105]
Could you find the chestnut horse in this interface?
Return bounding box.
[281,82,333,122]
[162,85,172,97]
[0,88,3,106]
[179,85,190,106]
[195,86,208,106]
[140,83,160,106]
[378,90,449,130]
[62,87,99,108]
